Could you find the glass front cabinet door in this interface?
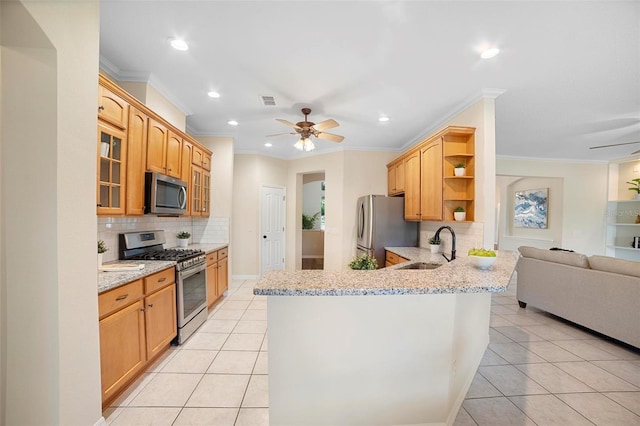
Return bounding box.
[97,122,127,215]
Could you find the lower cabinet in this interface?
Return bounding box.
[98,268,177,407]
[206,246,229,309]
[385,250,409,267]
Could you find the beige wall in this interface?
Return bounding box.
[1,1,102,425]
[497,158,608,255]
[616,159,640,200]
[197,136,234,218]
[116,80,187,131]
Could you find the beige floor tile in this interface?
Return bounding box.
[233,289,257,298]
[241,310,268,321]
[207,351,259,374]
[186,374,250,407]
[589,340,640,360]
[104,406,124,425]
[465,372,502,398]
[592,360,640,387]
[242,375,269,407]
[181,332,229,351]
[260,335,269,352]
[226,293,255,301]
[488,342,546,364]
[508,395,593,425]
[555,361,640,392]
[480,348,510,366]
[478,365,548,396]
[522,325,577,341]
[604,392,640,416]
[463,397,536,425]
[109,407,181,426]
[222,333,264,351]
[109,372,156,407]
[557,392,640,425]
[172,407,238,425]
[515,363,594,393]
[554,340,629,361]
[145,347,179,373]
[129,373,202,407]
[211,309,245,320]
[491,296,515,305]
[253,352,269,374]
[490,315,515,327]
[493,326,545,342]
[489,328,515,344]
[247,300,267,310]
[233,320,268,334]
[491,305,520,315]
[235,408,269,426]
[498,313,550,327]
[452,408,478,426]
[160,350,217,374]
[199,319,237,333]
[220,300,251,310]
[518,341,583,362]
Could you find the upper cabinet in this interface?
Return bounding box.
[96,74,212,216]
[388,126,475,222]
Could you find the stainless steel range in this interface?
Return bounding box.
[119,230,208,345]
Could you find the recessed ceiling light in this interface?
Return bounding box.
[480,47,499,59]
[379,116,390,122]
[169,38,189,51]
[227,120,238,126]
[264,142,273,147]
[207,91,220,98]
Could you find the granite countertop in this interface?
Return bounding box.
[98,243,229,294]
[254,247,517,296]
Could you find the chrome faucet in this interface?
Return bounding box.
[434,226,456,262]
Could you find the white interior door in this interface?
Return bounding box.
[261,185,286,276]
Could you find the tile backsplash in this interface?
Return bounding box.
[420,221,484,256]
[98,216,229,262]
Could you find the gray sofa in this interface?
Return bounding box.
[516,246,640,349]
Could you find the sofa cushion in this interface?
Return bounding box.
[588,255,640,278]
[518,246,590,268]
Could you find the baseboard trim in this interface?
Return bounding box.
[232,274,260,281]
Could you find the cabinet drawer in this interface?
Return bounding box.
[144,267,175,294]
[206,251,218,266]
[218,247,228,259]
[398,256,410,264]
[386,251,400,264]
[99,279,144,319]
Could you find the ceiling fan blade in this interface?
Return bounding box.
[631,148,640,155]
[275,118,302,130]
[312,119,339,132]
[589,141,640,149]
[316,132,344,143]
[266,132,297,137]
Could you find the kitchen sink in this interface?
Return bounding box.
[397,262,442,270]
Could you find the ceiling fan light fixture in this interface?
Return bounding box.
[304,138,315,152]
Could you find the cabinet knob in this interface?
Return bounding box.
[140,308,146,312]
[97,204,103,207]
[98,106,104,111]
[148,304,154,308]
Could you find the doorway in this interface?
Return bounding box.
[260,185,286,276]
[301,172,325,270]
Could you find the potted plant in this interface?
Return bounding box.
[176,231,191,248]
[98,240,108,267]
[348,254,378,270]
[627,178,640,200]
[302,212,320,230]
[454,162,466,177]
[428,236,441,253]
[453,206,466,221]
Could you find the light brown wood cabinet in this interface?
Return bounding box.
[387,159,405,196]
[388,126,475,222]
[97,122,127,215]
[146,120,182,178]
[126,106,148,215]
[98,85,129,130]
[98,267,177,407]
[180,140,193,215]
[191,166,211,217]
[206,247,229,309]
[385,250,409,267]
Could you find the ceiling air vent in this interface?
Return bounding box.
[260,95,276,106]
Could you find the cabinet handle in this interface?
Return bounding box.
[140,308,145,312]
[148,304,154,308]
[158,277,166,283]
[98,105,104,111]
[97,204,103,207]
[115,294,128,301]
[168,168,172,171]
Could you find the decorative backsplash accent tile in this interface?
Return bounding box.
[98,216,229,262]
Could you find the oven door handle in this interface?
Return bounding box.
[179,261,207,279]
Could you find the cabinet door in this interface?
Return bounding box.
[191,167,202,216]
[420,139,443,221]
[202,170,211,217]
[97,122,127,215]
[395,162,405,192]
[217,256,228,296]
[207,262,218,308]
[192,145,204,167]
[98,86,128,130]
[144,284,177,360]
[166,131,182,178]
[181,141,193,215]
[387,166,396,195]
[202,153,212,171]
[126,106,148,215]
[146,119,167,174]
[99,300,146,403]
[404,151,421,221]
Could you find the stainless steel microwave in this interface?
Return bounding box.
[144,172,187,215]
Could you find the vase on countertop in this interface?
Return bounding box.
[430,244,440,253]
[635,193,640,201]
[177,238,189,248]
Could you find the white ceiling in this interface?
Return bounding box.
[99,1,640,161]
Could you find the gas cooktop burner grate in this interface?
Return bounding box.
[128,248,204,262]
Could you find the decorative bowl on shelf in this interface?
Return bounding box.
[469,255,497,270]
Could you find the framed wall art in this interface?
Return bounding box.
[514,188,548,229]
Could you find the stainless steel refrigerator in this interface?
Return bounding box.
[356,194,419,268]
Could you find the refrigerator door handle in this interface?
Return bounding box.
[358,202,365,239]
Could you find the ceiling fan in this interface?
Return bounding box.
[590,141,640,155]
[269,108,344,151]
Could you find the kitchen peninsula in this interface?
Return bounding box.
[255,250,517,426]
